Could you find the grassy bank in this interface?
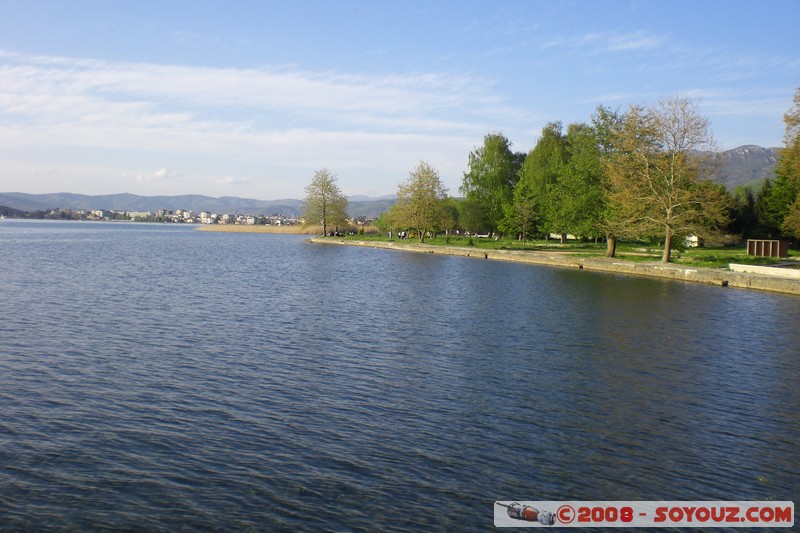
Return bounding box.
[311,237,800,295]
[330,233,799,269]
[198,225,798,270]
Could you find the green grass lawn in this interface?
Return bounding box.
[342,232,798,269]
[669,248,797,268]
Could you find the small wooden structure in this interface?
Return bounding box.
[747,239,789,258]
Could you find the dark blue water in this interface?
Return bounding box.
[1,220,798,530]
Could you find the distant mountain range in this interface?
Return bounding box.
[0,145,781,216]
[0,192,396,218]
[710,145,779,189]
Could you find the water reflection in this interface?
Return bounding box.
[0,222,798,529]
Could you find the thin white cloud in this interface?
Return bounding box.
[1,36,794,198]
[137,168,182,183]
[216,176,252,186]
[0,50,496,130]
[606,31,664,51]
[0,49,520,196]
[0,49,507,153]
[540,30,665,53]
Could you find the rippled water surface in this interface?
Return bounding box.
[1,220,798,530]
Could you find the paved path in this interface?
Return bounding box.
[309,238,800,296]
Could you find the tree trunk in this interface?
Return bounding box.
[605,234,617,257]
[662,225,672,263]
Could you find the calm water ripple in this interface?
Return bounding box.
[1,220,798,530]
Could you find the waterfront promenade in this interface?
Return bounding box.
[309,238,800,296]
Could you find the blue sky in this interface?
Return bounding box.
[1,0,798,200]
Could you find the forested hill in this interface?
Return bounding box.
[709,145,779,189]
[0,145,779,216]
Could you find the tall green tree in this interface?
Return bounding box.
[781,197,800,237]
[510,122,569,239]
[459,196,493,234]
[729,183,773,238]
[303,169,349,236]
[501,176,541,241]
[765,174,798,233]
[766,87,800,237]
[441,197,463,233]
[547,122,607,240]
[729,185,759,238]
[390,161,452,242]
[374,209,397,238]
[753,181,773,237]
[590,105,627,256]
[460,133,523,234]
[606,97,730,262]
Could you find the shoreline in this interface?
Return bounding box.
[308,238,800,296]
[196,224,321,234]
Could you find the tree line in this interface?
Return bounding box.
[303,90,800,263]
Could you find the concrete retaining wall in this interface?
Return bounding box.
[729,263,800,279]
[309,238,800,296]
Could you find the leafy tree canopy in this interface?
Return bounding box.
[606,97,730,262]
[768,87,800,237]
[303,169,349,236]
[390,161,452,242]
[461,133,523,233]
[546,122,607,239]
[512,122,569,236]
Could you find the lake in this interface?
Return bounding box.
[1,220,798,530]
